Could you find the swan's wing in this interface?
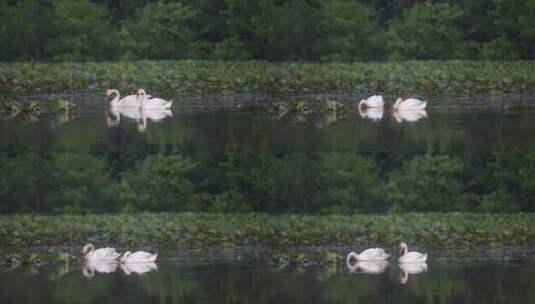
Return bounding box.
[368,95,383,103]
[144,98,172,109]
[121,262,158,275]
[117,107,142,120]
[359,248,388,260]
[128,251,158,262]
[401,252,428,263]
[92,248,120,260]
[402,98,427,109]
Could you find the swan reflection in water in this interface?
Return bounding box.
[83,261,158,277]
[399,262,428,284]
[120,262,158,275]
[392,109,427,123]
[82,261,119,278]
[104,107,173,132]
[346,260,389,274]
[358,107,384,122]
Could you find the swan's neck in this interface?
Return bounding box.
[109,90,120,107]
[393,98,402,110]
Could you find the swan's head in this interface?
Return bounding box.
[120,251,132,262]
[393,97,403,110]
[81,244,95,257]
[135,89,147,102]
[105,89,113,97]
[398,242,408,256]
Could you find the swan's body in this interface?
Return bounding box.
[398,242,428,263]
[120,251,158,263]
[359,107,384,122]
[392,109,427,123]
[392,97,427,111]
[399,262,428,284]
[346,248,390,262]
[106,89,151,108]
[136,89,173,109]
[359,95,384,110]
[81,244,121,262]
[120,262,158,275]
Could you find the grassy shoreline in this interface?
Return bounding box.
[1,213,534,248]
[1,61,535,95]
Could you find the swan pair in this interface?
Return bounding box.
[81,244,158,263]
[346,242,427,263]
[83,260,158,278]
[358,95,428,111]
[105,88,172,110]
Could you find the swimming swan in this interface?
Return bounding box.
[105,89,151,108]
[120,251,158,263]
[81,244,121,262]
[135,89,173,109]
[392,97,427,111]
[346,248,390,262]
[358,95,385,110]
[398,242,428,263]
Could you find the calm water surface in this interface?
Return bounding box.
[1,248,535,303]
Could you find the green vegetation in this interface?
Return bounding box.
[1,212,534,247]
[1,61,535,95]
[2,152,535,214]
[1,1,534,61]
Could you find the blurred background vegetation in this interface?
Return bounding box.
[2,151,535,214]
[0,0,534,62]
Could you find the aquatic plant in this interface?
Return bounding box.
[1,213,534,247]
[1,61,535,95]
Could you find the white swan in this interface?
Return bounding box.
[120,251,158,263]
[392,97,427,111]
[346,248,390,262]
[399,262,428,284]
[136,89,173,109]
[105,89,150,108]
[81,244,121,262]
[391,109,427,123]
[120,262,158,275]
[398,242,428,263]
[358,95,384,110]
[358,107,384,122]
[82,260,119,278]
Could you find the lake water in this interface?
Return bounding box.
[1,247,535,303]
[2,94,535,213]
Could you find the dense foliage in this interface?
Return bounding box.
[1,151,535,214]
[1,0,534,61]
[1,61,535,94]
[1,212,535,247]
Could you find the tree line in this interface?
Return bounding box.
[0,0,534,61]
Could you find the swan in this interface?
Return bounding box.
[392,97,427,111]
[120,262,158,275]
[399,262,428,284]
[391,109,427,123]
[136,89,173,109]
[346,248,390,262]
[105,89,151,108]
[358,107,384,122]
[347,260,389,274]
[398,242,428,263]
[81,244,121,262]
[358,95,384,110]
[120,251,158,263]
[82,260,119,278]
